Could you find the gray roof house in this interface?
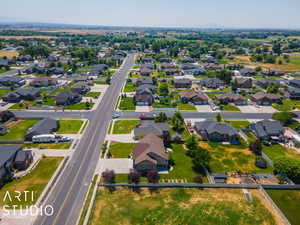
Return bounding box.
[3,88,40,102]
[289,79,300,88]
[14,150,33,171]
[25,118,59,140]
[134,120,170,140]
[249,120,284,142]
[0,76,26,87]
[240,68,257,76]
[71,82,91,94]
[173,78,192,89]
[56,91,82,106]
[136,78,153,86]
[257,78,280,89]
[285,87,300,100]
[134,87,154,106]
[199,78,224,89]
[195,120,239,144]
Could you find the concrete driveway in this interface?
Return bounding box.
[91,84,109,92]
[135,106,152,112]
[195,105,215,112]
[106,133,137,143]
[238,105,277,113]
[96,159,133,174]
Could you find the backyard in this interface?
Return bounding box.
[0,120,38,140]
[199,141,273,173]
[266,189,300,225]
[89,188,280,225]
[0,157,62,207]
[262,144,300,161]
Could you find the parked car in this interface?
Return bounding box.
[32,134,72,143]
[139,113,157,120]
[112,113,120,119]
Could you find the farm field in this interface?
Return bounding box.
[89,188,282,225]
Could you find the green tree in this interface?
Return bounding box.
[216,113,222,122]
[274,157,300,184]
[192,148,211,172]
[272,112,294,126]
[155,112,168,123]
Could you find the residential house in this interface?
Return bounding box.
[0,145,22,186]
[257,78,280,89]
[289,79,300,88]
[3,88,40,102]
[71,82,91,94]
[0,76,26,87]
[136,84,157,93]
[56,91,82,106]
[139,67,152,76]
[235,78,252,88]
[199,78,224,89]
[285,87,300,100]
[179,92,209,105]
[178,57,195,64]
[25,118,59,140]
[89,64,108,75]
[184,68,207,76]
[251,92,281,105]
[216,93,247,105]
[136,78,153,86]
[0,125,7,136]
[240,68,257,77]
[0,59,9,68]
[262,69,284,77]
[180,64,198,71]
[30,77,58,87]
[14,150,33,171]
[132,134,169,172]
[249,119,284,142]
[133,120,170,140]
[158,58,172,63]
[141,58,155,64]
[134,87,154,106]
[173,79,192,89]
[201,56,216,63]
[48,67,64,75]
[195,120,239,144]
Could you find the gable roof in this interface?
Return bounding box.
[252,120,283,138]
[26,118,58,136]
[0,145,22,167]
[134,121,169,137]
[133,134,167,165]
[195,120,237,136]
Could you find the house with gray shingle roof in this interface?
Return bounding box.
[249,120,284,142]
[25,118,59,141]
[195,120,239,144]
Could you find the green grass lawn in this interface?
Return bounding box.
[0,120,38,140]
[0,89,10,97]
[64,102,95,110]
[245,131,257,142]
[227,120,250,129]
[222,104,241,112]
[94,81,107,85]
[51,88,71,95]
[0,157,62,207]
[23,142,71,149]
[119,97,135,110]
[152,102,174,108]
[178,103,197,111]
[199,141,273,173]
[109,142,136,158]
[57,119,84,134]
[84,92,101,98]
[89,188,278,225]
[262,144,300,161]
[266,190,300,225]
[160,144,200,182]
[272,99,295,111]
[123,82,136,92]
[112,120,139,134]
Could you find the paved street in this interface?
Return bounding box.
[33,54,135,225]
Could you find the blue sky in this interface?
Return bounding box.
[1,0,300,28]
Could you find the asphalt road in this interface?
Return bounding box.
[33,54,135,225]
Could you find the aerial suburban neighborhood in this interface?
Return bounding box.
[0,1,299,225]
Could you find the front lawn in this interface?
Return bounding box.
[23,142,71,149]
[57,119,84,134]
[64,102,94,110]
[222,104,241,112]
[89,188,278,225]
[0,120,38,140]
[262,144,300,161]
[0,157,62,207]
[108,142,135,158]
[227,120,250,129]
[272,100,295,111]
[178,103,197,111]
[123,82,136,92]
[84,92,101,98]
[160,144,200,182]
[112,120,139,134]
[266,190,300,225]
[199,141,273,173]
[118,97,135,110]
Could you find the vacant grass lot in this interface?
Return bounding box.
[109,142,135,158]
[112,120,139,134]
[263,144,300,161]
[199,141,273,173]
[178,103,197,111]
[57,119,84,134]
[64,102,95,110]
[0,157,62,207]
[0,120,38,140]
[119,97,135,110]
[89,188,279,225]
[23,142,71,149]
[266,190,300,225]
[84,92,101,98]
[160,144,199,182]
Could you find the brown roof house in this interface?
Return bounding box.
[216,93,247,105]
[179,92,209,105]
[30,77,58,87]
[139,67,152,76]
[251,92,281,105]
[132,134,169,172]
[173,79,192,89]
